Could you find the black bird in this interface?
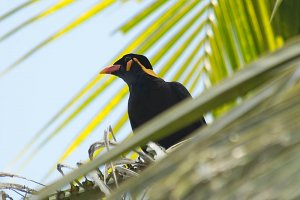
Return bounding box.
[100,53,206,150]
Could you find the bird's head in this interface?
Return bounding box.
[100,53,159,84]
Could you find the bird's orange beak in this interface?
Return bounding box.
[99,65,121,74]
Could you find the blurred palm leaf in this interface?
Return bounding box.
[0,0,39,22]
[34,37,300,199]
[4,0,299,174]
[0,0,76,42]
[0,0,116,76]
[270,0,300,40]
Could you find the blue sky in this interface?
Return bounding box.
[0,0,207,197]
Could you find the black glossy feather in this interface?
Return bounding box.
[128,78,206,149]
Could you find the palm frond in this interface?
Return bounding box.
[0,0,76,42]
[0,0,39,22]
[270,0,300,40]
[0,0,116,77]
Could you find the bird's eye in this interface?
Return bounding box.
[124,56,131,63]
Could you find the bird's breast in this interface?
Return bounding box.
[128,83,178,129]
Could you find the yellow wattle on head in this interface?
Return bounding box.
[133,58,159,78]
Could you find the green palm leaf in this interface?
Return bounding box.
[0,0,39,22]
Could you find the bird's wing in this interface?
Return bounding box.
[169,81,206,125]
[169,81,192,101]
[128,113,139,130]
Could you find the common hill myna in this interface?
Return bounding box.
[100,54,206,150]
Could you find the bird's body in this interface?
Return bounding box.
[100,54,206,150]
[128,76,205,149]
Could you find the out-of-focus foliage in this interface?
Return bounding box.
[34,38,300,199]
[3,0,299,180]
[270,0,300,40]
